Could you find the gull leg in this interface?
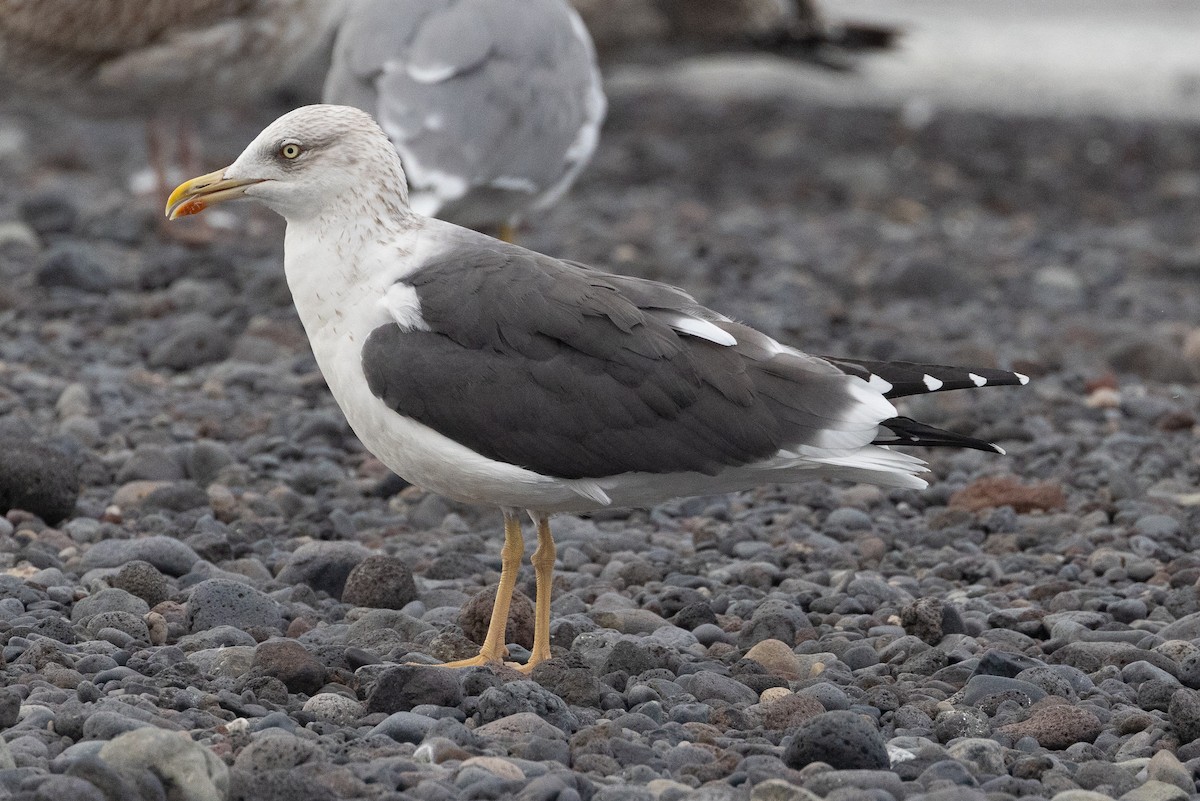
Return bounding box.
[497,223,517,244]
[434,509,523,668]
[515,512,555,674]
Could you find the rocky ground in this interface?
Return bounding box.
[0,81,1199,801]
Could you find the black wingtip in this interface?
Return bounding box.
[826,357,1030,399]
[876,416,1006,454]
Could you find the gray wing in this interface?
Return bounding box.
[361,244,866,480]
[324,0,604,225]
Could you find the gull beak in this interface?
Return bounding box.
[165,168,263,220]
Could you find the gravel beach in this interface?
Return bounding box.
[1,72,1199,801]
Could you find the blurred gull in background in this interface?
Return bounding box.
[323,0,606,237]
[0,0,346,191]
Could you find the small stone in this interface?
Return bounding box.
[457,585,535,648]
[71,587,151,625]
[276,541,371,599]
[186,578,283,635]
[1169,688,1200,744]
[111,560,169,607]
[759,692,824,730]
[36,242,113,292]
[477,680,578,733]
[0,439,80,524]
[81,535,201,576]
[302,693,363,726]
[998,704,1102,750]
[186,440,234,486]
[677,670,758,706]
[251,639,326,695]
[147,313,233,370]
[98,729,228,801]
[589,607,671,634]
[782,711,889,770]
[750,779,821,801]
[115,445,187,483]
[341,554,418,609]
[745,639,803,676]
[473,712,564,742]
[1146,749,1192,793]
[368,710,436,743]
[366,665,463,714]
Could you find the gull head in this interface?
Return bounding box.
[167,104,410,223]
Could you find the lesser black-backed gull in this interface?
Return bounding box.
[167,104,1027,672]
[322,0,605,237]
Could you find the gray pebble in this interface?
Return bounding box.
[81,535,200,576]
[186,578,283,635]
[99,727,228,801]
[0,439,80,524]
[342,554,418,609]
[276,541,370,599]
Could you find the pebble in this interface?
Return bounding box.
[186,578,284,635]
[782,711,890,770]
[0,439,80,524]
[276,541,371,598]
[341,553,418,608]
[98,728,228,801]
[80,535,201,575]
[365,665,463,714]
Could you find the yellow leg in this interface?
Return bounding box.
[497,223,517,244]
[515,513,555,674]
[435,509,523,668]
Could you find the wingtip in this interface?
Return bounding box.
[1015,372,1030,385]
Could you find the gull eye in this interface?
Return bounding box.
[279,142,303,160]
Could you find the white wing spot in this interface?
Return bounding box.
[866,373,894,395]
[669,316,737,347]
[922,374,944,391]
[1015,372,1030,385]
[968,372,988,387]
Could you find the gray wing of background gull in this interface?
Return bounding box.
[0,0,346,115]
[323,0,606,231]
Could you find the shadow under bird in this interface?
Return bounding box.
[166,104,1027,672]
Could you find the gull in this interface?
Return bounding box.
[322,0,605,237]
[0,0,346,193]
[167,105,1028,672]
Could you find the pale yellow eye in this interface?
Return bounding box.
[279,143,302,160]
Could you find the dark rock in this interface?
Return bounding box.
[366,665,463,714]
[0,439,79,524]
[186,579,283,635]
[36,242,113,292]
[146,314,233,370]
[341,554,418,609]
[276,541,370,599]
[111,561,170,607]
[783,710,890,770]
[477,680,579,733]
[251,639,327,696]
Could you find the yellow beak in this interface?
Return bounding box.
[165,168,263,220]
